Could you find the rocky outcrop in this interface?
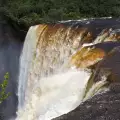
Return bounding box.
[94,46,120,83]
[53,87,120,120]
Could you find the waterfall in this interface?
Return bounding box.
[16,22,109,120]
[18,25,40,109]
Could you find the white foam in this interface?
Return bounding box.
[16,69,91,120]
[59,17,112,23]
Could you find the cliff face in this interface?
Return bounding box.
[0,22,23,120]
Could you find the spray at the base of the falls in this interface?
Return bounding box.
[16,21,110,120]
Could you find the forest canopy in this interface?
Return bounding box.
[0,0,120,30]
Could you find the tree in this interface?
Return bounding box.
[1,0,120,31]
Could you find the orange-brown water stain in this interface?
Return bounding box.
[36,24,65,48]
[44,24,91,48]
[36,23,94,51]
[71,28,88,46]
[35,24,48,49]
[80,48,106,67]
[36,24,78,51]
[44,24,73,63]
[61,27,90,50]
[44,24,69,47]
[68,27,87,40]
[70,47,106,68]
[36,24,47,38]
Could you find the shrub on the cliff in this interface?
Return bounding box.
[0,72,11,104]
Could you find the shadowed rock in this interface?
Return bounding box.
[0,22,23,120]
[94,46,120,83]
[53,90,120,120]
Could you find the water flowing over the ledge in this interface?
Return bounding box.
[16,23,93,120]
[16,18,120,120]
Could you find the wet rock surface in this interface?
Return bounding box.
[53,88,120,120]
[94,46,120,83]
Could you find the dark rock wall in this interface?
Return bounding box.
[0,22,23,120]
[53,89,120,120]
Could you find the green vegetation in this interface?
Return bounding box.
[0,0,120,30]
[0,73,11,104]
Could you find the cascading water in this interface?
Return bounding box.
[16,21,111,120]
[17,69,91,120]
[18,25,40,109]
